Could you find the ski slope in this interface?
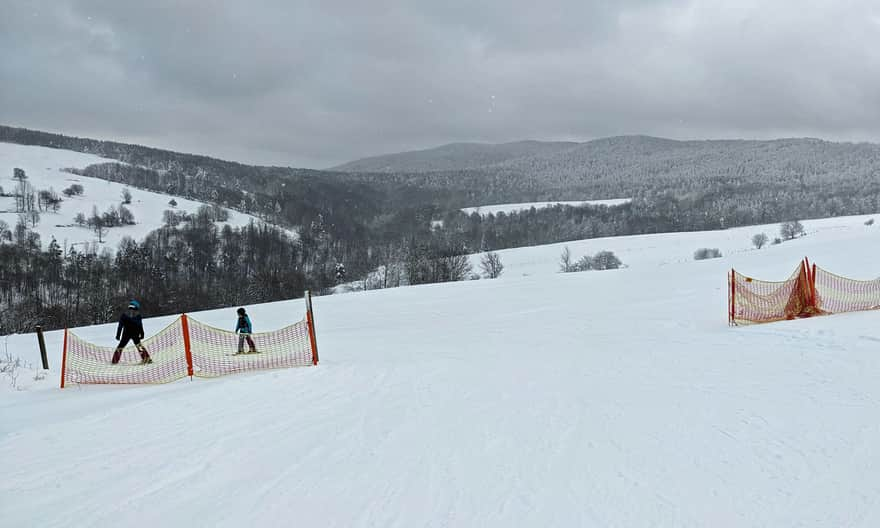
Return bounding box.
[0,142,275,250]
[2,214,880,526]
[461,198,631,217]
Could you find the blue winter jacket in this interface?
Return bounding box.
[235,315,253,334]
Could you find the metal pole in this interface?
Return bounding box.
[36,325,49,369]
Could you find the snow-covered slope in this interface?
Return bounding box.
[2,214,880,526]
[0,142,272,250]
[461,198,631,217]
[469,213,878,277]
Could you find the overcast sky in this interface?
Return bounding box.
[2,1,879,168]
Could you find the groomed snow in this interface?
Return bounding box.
[2,213,880,526]
[461,198,631,217]
[0,142,280,250]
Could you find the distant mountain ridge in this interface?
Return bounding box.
[330,140,579,172]
[332,135,880,175]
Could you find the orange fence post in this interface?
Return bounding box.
[803,257,814,308]
[811,262,818,309]
[60,328,68,389]
[305,290,319,365]
[181,314,194,377]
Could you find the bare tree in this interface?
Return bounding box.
[14,216,28,244]
[163,209,182,227]
[118,205,135,225]
[575,255,593,271]
[121,187,132,204]
[559,246,573,272]
[592,251,622,270]
[480,251,504,278]
[62,184,84,197]
[780,220,805,240]
[752,232,769,249]
[694,248,722,260]
[14,179,34,213]
[95,221,107,243]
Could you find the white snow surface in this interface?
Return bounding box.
[0,142,273,250]
[461,198,631,217]
[2,213,880,526]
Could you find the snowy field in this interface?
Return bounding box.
[2,213,880,526]
[468,213,880,277]
[461,198,631,217]
[0,142,273,250]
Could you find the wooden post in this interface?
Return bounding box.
[305,290,319,365]
[36,325,49,369]
[181,314,194,378]
[60,328,68,389]
[729,268,736,326]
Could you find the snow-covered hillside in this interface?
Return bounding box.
[2,214,880,526]
[469,213,879,276]
[461,198,631,217]
[0,142,274,250]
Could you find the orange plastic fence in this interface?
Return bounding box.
[188,318,314,378]
[728,261,815,325]
[63,317,191,385]
[730,259,879,325]
[813,265,880,314]
[61,296,318,388]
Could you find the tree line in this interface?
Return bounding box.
[3,126,880,334]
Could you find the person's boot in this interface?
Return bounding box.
[138,346,152,365]
[111,348,123,364]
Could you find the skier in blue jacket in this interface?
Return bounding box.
[235,307,257,354]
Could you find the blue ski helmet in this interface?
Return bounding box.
[128,300,141,310]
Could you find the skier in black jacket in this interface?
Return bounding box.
[112,300,152,364]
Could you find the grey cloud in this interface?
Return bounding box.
[1,0,879,168]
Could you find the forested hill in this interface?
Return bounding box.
[339,135,880,210]
[3,125,880,333]
[334,135,880,178]
[6,125,880,213]
[0,125,432,226]
[4,124,880,244]
[330,140,579,173]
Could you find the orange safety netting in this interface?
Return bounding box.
[61,296,319,388]
[188,317,315,378]
[728,261,817,325]
[813,265,880,314]
[63,317,190,385]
